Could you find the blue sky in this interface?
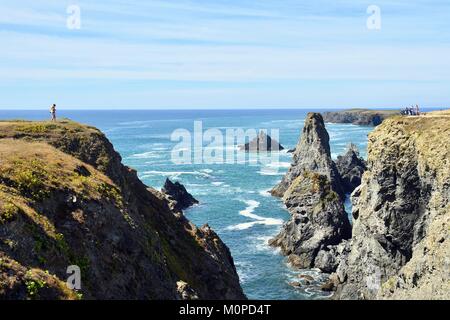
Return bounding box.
[0,0,449,109]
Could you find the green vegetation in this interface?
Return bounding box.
[0,201,20,223]
[25,271,47,299]
[13,159,51,201]
[16,123,58,134]
[96,182,123,207]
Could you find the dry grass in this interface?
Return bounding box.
[0,139,116,199]
[0,119,99,141]
[369,110,450,181]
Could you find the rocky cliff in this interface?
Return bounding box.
[269,113,351,270]
[335,144,367,194]
[162,178,199,212]
[333,112,450,299]
[323,109,399,126]
[0,120,245,300]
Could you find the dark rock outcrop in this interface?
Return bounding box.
[162,178,199,211]
[238,131,284,152]
[0,120,245,300]
[333,112,450,300]
[335,144,367,194]
[269,113,351,271]
[322,109,400,126]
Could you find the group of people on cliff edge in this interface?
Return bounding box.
[402,104,420,116]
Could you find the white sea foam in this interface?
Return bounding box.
[226,200,283,230]
[264,161,291,169]
[211,181,224,186]
[258,188,271,197]
[258,169,285,176]
[238,200,261,219]
[140,170,212,179]
[253,235,274,252]
[129,151,164,159]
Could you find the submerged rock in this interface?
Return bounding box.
[238,131,284,152]
[269,113,351,271]
[162,178,199,211]
[335,144,367,194]
[288,281,302,288]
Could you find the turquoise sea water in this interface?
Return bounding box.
[0,109,374,299]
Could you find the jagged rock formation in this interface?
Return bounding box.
[335,144,367,194]
[323,109,399,126]
[238,131,284,152]
[269,113,351,271]
[0,120,245,300]
[271,113,344,199]
[162,178,199,211]
[333,112,450,300]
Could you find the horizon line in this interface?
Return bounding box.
[0,106,447,111]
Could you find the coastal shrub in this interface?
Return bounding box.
[17,123,57,134]
[14,160,50,201]
[96,182,123,207]
[25,271,47,299]
[0,202,20,223]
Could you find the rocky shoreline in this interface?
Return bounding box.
[271,111,450,300]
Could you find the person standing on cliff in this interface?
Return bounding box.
[416,104,420,116]
[50,104,56,121]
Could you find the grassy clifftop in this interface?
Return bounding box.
[0,120,245,300]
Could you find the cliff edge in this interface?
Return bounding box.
[0,120,245,300]
[334,111,450,299]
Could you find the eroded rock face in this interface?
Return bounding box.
[162,178,199,211]
[271,113,344,199]
[269,113,351,271]
[0,120,245,300]
[335,144,367,194]
[334,114,450,300]
[238,131,284,152]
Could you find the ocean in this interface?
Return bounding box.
[0,109,374,299]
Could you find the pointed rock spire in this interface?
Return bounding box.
[271,112,343,198]
[269,112,351,271]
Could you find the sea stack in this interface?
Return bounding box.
[162,178,199,211]
[335,143,367,194]
[269,113,351,270]
[271,113,344,198]
[238,131,284,152]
